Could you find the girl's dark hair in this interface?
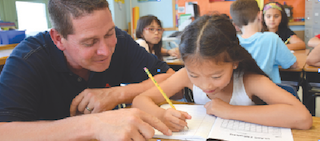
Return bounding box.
[179,14,268,78]
[262,2,289,31]
[135,15,163,60]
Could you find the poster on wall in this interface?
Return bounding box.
[138,0,161,2]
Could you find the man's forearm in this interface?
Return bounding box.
[0,116,92,141]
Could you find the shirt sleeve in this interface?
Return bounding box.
[0,42,43,121]
[315,34,320,39]
[274,36,297,69]
[135,39,149,52]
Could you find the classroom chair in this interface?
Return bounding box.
[277,83,301,101]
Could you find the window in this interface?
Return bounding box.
[15,1,48,36]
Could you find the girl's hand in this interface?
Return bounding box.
[204,98,233,119]
[161,108,192,132]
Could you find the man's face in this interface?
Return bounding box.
[61,8,117,72]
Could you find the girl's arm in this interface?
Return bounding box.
[221,74,312,129]
[161,48,180,58]
[306,44,320,67]
[132,68,193,126]
[307,36,320,48]
[286,35,306,50]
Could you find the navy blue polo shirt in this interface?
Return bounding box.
[0,27,170,121]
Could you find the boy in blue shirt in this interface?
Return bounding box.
[230,0,297,83]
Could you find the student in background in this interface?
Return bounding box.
[230,0,297,84]
[306,34,320,66]
[306,44,320,67]
[136,15,179,60]
[262,2,305,50]
[132,14,312,132]
[307,34,320,48]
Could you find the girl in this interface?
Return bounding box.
[132,14,312,131]
[263,2,305,50]
[135,15,179,60]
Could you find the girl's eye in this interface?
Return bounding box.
[149,28,155,31]
[212,76,221,79]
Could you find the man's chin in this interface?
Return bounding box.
[89,64,110,72]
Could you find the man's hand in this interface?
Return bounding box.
[90,108,172,141]
[70,87,124,116]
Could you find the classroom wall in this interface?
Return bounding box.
[177,0,234,17]
[109,1,128,30]
[126,0,175,29]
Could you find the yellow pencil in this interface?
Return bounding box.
[143,67,176,110]
[284,36,292,45]
[144,67,189,129]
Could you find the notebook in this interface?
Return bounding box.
[154,104,294,141]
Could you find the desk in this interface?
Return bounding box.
[163,56,184,71]
[0,43,17,66]
[303,64,320,116]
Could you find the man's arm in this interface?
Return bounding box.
[306,44,320,67]
[69,68,175,115]
[0,109,172,140]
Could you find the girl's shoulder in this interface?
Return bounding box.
[242,73,272,92]
[135,39,149,50]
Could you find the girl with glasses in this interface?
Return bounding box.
[136,15,179,60]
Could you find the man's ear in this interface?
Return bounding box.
[50,28,66,51]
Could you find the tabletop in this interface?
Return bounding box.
[0,43,18,65]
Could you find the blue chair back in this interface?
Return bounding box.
[276,83,301,101]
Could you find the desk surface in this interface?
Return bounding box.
[0,43,18,65]
[304,64,319,72]
[149,117,320,141]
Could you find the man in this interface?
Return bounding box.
[0,0,174,140]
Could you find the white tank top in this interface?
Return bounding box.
[193,72,255,106]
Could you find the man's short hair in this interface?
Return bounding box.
[48,0,109,39]
[230,0,260,28]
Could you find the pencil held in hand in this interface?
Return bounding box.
[284,36,292,45]
[143,67,176,110]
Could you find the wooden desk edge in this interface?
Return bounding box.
[0,43,18,50]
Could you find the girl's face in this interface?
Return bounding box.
[264,8,282,30]
[185,59,236,96]
[142,20,163,45]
